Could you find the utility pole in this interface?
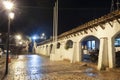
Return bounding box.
[53,0,58,54]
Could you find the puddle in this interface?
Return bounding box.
[86,72,97,77]
[84,68,97,77]
[85,68,93,72]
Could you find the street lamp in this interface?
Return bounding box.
[15,35,22,40]
[40,33,46,40]
[3,0,15,75]
[32,36,37,40]
[6,12,14,75]
[15,34,23,47]
[19,41,23,45]
[9,12,14,19]
[3,1,14,10]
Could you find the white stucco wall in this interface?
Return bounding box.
[35,18,120,70]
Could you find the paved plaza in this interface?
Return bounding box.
[1,54,120,80]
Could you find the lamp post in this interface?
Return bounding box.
[53,0,58,54]
[15,35,22,40]
[5,12,14,75]
[3,0,14,75]
[40,33,46,40]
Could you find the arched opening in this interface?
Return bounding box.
[46,45,48,56]
[65,40,73,50]
[114,33,120,67]
[80,35,100,63]
[57,42,61,49]
[50,44,53,54]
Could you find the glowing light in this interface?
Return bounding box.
[32,35,39,40]
[9,12,14,19]
[33,36,37,40]
[40,33,46,39]
[42,33,45,36]
[15,35,21,40]
[19,41,23,45]
[3,1,14,10]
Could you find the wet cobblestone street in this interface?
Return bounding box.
[3,54,120,80]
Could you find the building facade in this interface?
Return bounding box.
[35,10,120,70]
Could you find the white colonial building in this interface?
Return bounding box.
[35,10,120,70]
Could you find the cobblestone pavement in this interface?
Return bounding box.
[3,54,120,80]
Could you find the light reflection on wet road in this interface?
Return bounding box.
[7,55,47,80]
[4,54,120,80]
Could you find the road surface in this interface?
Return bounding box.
[3,54,120,80]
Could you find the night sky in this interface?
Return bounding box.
[0,0,113,38]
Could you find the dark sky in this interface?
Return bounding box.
[0,0,114,38]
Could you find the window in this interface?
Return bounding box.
[92,40,95,49]
[65,40,73,49]
[87,40,95,50]
[115,38,120,47]
[50,44,53,53]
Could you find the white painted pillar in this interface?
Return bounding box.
[72,41,81,62]
[52,43,55,54]
[36,47,38,53]
[72,41,81,63]
[76,42,81,62]
[46,46,49,56]
[61,41,65,60]
[33,41,37,53]
[50,44,55,61]
[47,45,50,56]
[41,46,43,54]
[43,45,46,55]
[108,38,116,68]
[71,42,77,63]
[38,46,40,54]
[39,46,41,54]
[79,42,83,62]
[98,37,109,70]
